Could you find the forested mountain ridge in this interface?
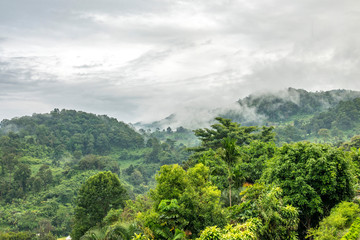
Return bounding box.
[274,96,360,143]
[136,88,360,129]
[136,88,360,144]
[236,88,360,122]
[0,109,144,155]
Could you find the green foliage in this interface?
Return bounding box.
[0,231,34,240]
[239,140,276,184]
[71,171,128,240]
[341,217,360,240]
[237,88,360,123]
[13,164,31,192]
[230,184,299,240]
[306,98,360,132]
[191,117,274,154]
[2,105,360,240]
[263,142,355,236]
[275,125,305,143]
[139,164,225,239]
[188,118,276,207]
[308,201,360,240]
[349,148,360,179]
[233,89,360,143]
[0,109,144,156]
[197,218,262,240]
[102,209,123,226]
[219,137,240,207]
[78,155,119,174]
[146,126,200,147]
[121,195,153,223]
[131,233,150,240]
[80,222,137,240]
[342,135,360,151]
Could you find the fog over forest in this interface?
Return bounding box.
[2,2,360,239]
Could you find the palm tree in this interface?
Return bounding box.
[80,227,107,240]
[220,137,239,207]
[80,223,135,240]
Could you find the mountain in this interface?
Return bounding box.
[235,88,360,123]
[135,88,360,135]
[0,109,144,156]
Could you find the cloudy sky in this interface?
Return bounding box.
[1,0,360,124]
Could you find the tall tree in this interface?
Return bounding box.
[262,142,355,238]
[71,171,128,240]
[189,117,274,164]
[14,164,31,192]
[140,164,225,239]
[219,137,239,207]
[231,183,299,240]
[0,134,20,183]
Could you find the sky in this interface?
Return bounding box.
[1,0,360,124]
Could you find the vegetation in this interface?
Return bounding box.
[0,110,187,237]
[1,89,360,240]
[262,142,355,237]
[307,201,360,240]
[71,171,128,240]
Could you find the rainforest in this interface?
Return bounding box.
[1,89,360,240]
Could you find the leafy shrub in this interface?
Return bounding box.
[341,217,360,240]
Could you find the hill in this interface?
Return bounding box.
[0,109,144,156]
[0,109,189,236]
[239,88,360,120]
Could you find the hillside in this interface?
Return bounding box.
[1,91,360,239]
[236,88,360,123]
[0,109,144,155]
[0,109,189,237]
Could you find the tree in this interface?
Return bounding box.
[36,165,53,189]
[230,184,299,240]
[0,134,20,181]
[262,142,355,237]
[307,201,360,240]
[140,164,225,239]
[14,164,31,192]
[96,133,110,154]
[197,218,262,240]
[317,128,331,143]
[219,137,239,207]
[71,171,128,240]
[239,140,276,184]
[192,117,274,152]
[342,135,360,151]
[145,138,161,163]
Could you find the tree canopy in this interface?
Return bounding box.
[262,142,355,236]
[71,171,128,240]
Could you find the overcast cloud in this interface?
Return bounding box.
[1,0,360,124]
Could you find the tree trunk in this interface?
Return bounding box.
[229,177,232,207]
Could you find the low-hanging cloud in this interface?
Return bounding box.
[1,0,360,125]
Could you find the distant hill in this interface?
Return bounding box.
[136,88,360,128]
[235,88,360,123]
[135,88,360,144]
[0,109,144,155]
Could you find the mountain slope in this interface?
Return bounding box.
[0,109,144,156]
[236,88,360,123]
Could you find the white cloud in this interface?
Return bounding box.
[1,0,360,124]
